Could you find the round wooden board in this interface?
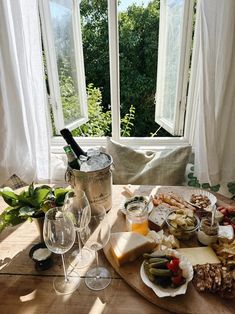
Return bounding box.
[104,186,235,314]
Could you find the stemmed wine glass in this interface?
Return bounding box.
[43,207,79,294]
[80,205,111,290]
[63,190,93,269]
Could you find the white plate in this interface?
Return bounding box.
[120,195,153,215]
[140,249,193,298]
[181,189,217,210]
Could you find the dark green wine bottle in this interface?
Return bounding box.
[63,145,80,170]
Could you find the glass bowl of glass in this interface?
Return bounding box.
[165,210,200,240]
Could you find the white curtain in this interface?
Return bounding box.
[0,0,50,185]
[190,0,235,185]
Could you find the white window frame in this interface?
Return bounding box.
[39,0,88,135]
[50,0,197,153]
[155,0,194,136]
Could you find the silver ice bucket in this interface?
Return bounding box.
[66,153,113,212]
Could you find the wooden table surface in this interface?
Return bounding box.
[0,185,234,314]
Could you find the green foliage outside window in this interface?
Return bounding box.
[72,84,111,137]
[58,57,82,124]
[80,0,170,137]
[51,0,170,138]
[71,84,136,137]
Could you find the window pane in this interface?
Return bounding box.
[162,0,184,124]
[49,0,82,125]
[71,0,111,137]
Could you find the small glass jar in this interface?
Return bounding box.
[197,217,219,245]
[126,201,149,236]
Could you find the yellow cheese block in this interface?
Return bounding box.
[177,247,220,266]
[109,232,156,266]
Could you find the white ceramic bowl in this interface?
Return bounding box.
[140,249,193,298]
[182,189,217,210]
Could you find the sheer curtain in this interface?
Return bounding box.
[0,0,50,185]
[189,0,235,185]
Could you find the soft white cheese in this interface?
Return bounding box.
[33,248,51,261]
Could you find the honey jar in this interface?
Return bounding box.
[126,201,149,236]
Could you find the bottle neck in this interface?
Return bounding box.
[66,151,76,163]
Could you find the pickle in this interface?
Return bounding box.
[149,268,172,276]
[148,257,168,264]
[149,259,168,268]
[143,261,155,282]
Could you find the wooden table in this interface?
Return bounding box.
[0,185,234,314]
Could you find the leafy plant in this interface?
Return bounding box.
[121,104,135,137]
[0,183,70,232]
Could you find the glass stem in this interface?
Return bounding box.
[95,250,100,278]
[61,254,68,283]
[77,230,83,257]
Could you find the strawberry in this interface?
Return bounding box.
[167,258,180,273]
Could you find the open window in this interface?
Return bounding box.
[155,0,194,136]
[39,0,88,135]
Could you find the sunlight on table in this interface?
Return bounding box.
[20,290,37,302]
[89,297,106,314]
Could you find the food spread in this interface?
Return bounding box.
[114,187,235,299]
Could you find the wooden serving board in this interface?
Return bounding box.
[104,186,235,314]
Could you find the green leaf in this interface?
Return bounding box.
[30,187,51,207]
[201,183,210,189]
[17,194,35,207]
[188,173,196,179]
[28,182,35,197]
[0,207,26,229]
[0,191,19,207]
[188,180,201,187]
[227,182,235,194]
[210,185,220,192]
[54,188,71,206]
[34,185,51,192]
[19,206,36,217]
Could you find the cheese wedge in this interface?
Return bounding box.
[109,232,156,266]
[177,247,220,266]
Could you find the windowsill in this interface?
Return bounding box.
[51,136,191,154]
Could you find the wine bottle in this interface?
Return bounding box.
[63,145,80,170]
[60,128,87,158]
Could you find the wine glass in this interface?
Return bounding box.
[81,205,111,290]
[63,190,93,269]
[43,207,79,294]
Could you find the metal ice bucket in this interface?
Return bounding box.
[66,153,113,212]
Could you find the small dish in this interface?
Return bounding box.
[29,242,53,271]
[120,195,153,215]
[140,249,193,298]
[182,189,217,211]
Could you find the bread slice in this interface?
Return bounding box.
[109,232,155,266]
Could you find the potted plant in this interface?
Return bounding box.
[0,183,71,240]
